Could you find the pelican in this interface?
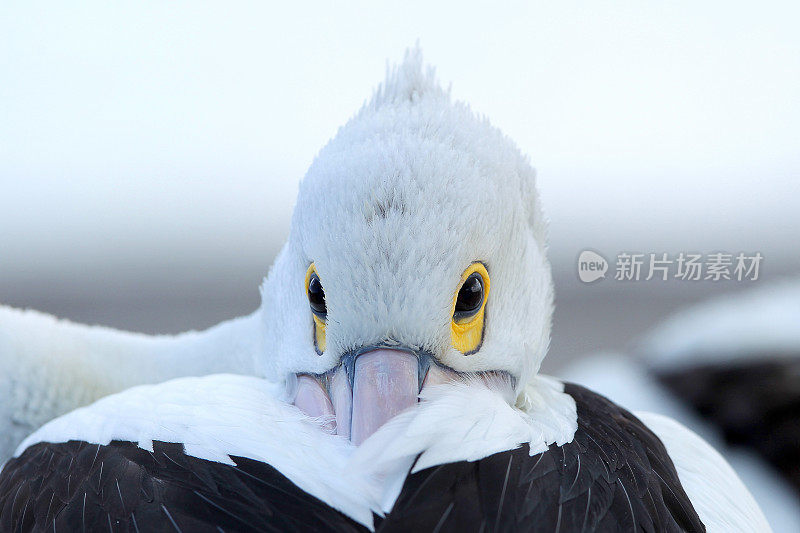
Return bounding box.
[0,49,768,532]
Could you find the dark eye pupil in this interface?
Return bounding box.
[454,273,484,317]
[308,274,326,317]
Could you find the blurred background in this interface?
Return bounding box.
[1,1,798,374]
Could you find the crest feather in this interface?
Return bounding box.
[366,45,449,109]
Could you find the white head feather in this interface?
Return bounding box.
[257,47,553,398]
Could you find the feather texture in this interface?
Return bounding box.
[0,383,704,532]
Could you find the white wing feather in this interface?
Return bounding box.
[0,305,262,461]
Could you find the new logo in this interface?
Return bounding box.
[577,250,608,283]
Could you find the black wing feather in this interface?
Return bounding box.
[0,440,366,532]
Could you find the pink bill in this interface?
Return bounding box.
[350,349,419,445]
[293,374,335,433]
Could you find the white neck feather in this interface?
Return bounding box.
[0,305,263,460]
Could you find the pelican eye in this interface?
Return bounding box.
[451,263,490,355]
[307,272,327,318]
[454,272,484,319]
[305,264,327,354]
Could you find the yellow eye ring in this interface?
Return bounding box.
[305,263,327,354]
[450,262,490,355]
